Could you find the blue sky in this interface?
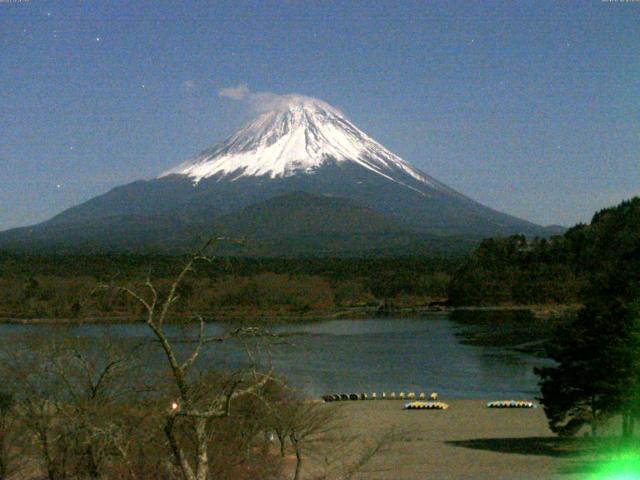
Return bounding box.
[1,0,638,230]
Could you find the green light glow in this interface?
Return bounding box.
[590,450,640,479]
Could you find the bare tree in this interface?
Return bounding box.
[2,335,72,480]
[259,384,398,480]
[101,239,276,480]
[311,428,401,480]
[260,384,337,480]
[0,390,21,480]
[287,402,337,480]
[50,338,133,478]
[0,333,151,480]
[0,240,391,480]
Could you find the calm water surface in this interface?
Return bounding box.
[0,313,550,399]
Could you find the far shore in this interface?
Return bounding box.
[0,303,579,325]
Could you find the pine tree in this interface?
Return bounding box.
[535,301,634,436]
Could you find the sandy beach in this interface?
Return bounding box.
[303,400,598,480]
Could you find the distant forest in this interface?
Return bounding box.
[0,254,459,320]
[449,197,640,306]
[1,197,638,320]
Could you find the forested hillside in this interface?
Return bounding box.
[448,197,640,306]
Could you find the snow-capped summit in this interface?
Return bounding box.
[0,93,554,254]
[160,95,445,192]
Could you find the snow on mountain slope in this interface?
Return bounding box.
[0,92,555,253]
[160,95,450,194]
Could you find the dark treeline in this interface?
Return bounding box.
[448,197,640,306]
[0,253,460,280]
[0,254,462,320]
[445,196,640,438]
[532,197,640,438]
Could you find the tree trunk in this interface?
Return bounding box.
[624,412,636,438]
[195,417,209,480]
[277,431,286,457]
[0,436,6,480]
[85,443,100,479]
[262,431,270,455]
[39,428,56,480]
[291,434,302,480]
[164,416,196,480]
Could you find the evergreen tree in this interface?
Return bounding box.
[535,302,630,436]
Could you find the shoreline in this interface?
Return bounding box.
[0,303,578,325]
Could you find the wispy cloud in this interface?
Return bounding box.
[182,80,196,92]
[218,83,250,101]
[217,84,340,115]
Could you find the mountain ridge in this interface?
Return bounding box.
[0,95,560,255]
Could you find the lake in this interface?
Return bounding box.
[0,310,551,399]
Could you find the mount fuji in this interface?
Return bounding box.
[0,95,557,255]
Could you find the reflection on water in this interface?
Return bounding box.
[449,309,553,357]
[0,312,551,399]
